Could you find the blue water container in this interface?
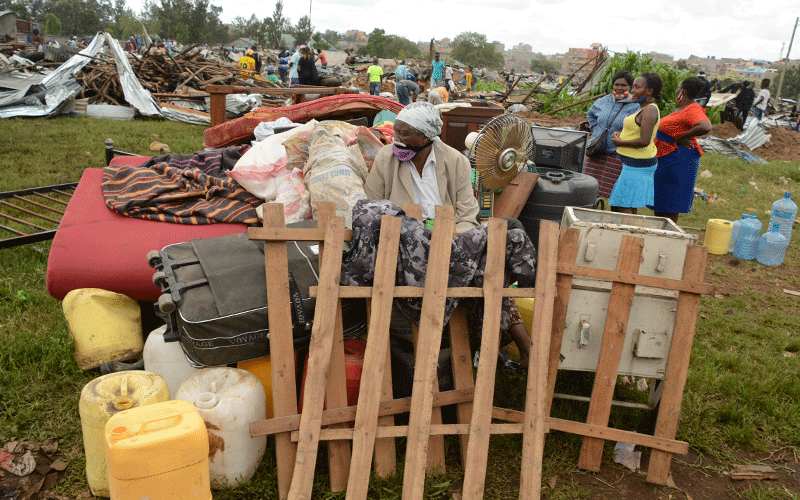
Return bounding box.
[769,191,797,242]
[756,223,789,266]
[733,215,761,260]
[728,214,749,253]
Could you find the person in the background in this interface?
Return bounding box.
[367,57,383,96]
[608,72,662,215]
[247,45,262,73]
[506,68,517,91]
[316,49,327,69]
[696,72,712,107]
[289,46,302,86]
[734,81,755,127]
[431,52,445,88]
[463,66,474,91]
[583,71,640,201]
[648,77,712,223]
[31,29,42,47]
[278,47,290,84]
[237,51,256,78]
[297,46,318,85]
[395,63,408,81]
[427,86,448,105]
[395,79,420,106]
[123,36,135,51]
[752,78,771,122]
[265,66,281,85]
[444,65,454,89]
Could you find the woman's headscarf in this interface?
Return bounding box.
[395,102,443,140]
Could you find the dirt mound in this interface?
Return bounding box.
[512,111,587,129]
[709,121,743,139]
[749,126,800,162]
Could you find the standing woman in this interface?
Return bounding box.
[584,71,640,200]
[648,77,712,223]
[297,46,318,86]
[608,72,662,214]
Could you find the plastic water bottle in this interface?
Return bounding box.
[769,191,797,242]
[728,214,749,253]
[757,223,789,266]
[733,215,761,260]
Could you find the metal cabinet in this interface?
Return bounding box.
[558,208,697,379]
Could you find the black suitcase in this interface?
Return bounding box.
[148,223,367,367]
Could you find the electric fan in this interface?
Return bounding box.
[467,114,535,219]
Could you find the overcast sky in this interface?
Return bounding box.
[132,0,799,62]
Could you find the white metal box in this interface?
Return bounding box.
[558,208,698,379]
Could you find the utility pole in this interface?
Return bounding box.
[776,16,799,101]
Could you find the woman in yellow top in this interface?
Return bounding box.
[608,72,663,214]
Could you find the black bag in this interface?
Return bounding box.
[150,224,367,367]
[586,103,625,159]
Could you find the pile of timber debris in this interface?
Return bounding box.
[75,45,280,106]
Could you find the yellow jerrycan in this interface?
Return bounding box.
[63,288,143,370]
[105,400,212,500]
[79,371,169,497]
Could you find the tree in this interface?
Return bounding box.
[323,29,341,46]
[311,33,329,50]
[675,59,689,71]
[43,12,61,35]
[263,0,288,48]
[450,32,504,69]
[357,28,385,57]
[529,59,559,75]
[231,14,261,41]
[293,15,312,46]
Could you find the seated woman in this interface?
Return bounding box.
[364,102,531,370]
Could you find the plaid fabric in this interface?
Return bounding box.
[583,151,624,199]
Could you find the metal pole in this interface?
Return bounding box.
[776,16,799,101]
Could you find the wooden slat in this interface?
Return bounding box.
[256,204,298,500]
[449,308,474,463]
[317,203,350,493]
[250,388,476,437]
[346,216,402,500]
[411,323,447,475]
[646,245,708,485]
[288,216,346,500]
[374,346,398,477]
[545,227,581,416]
[557,262,715,295]
[401,205,455,500]
[518,220,560,500]
[309,285,538,298]
[490,408,688,455]
[296,423,525,441]
[490,172,539,219]
[462,218,508,500]
[578,235,644,471]
[248,226,354,243]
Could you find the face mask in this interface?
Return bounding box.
[636,96,648,104]
[675,91,684,105]
[392,140,433,162]
[613,91,629,98]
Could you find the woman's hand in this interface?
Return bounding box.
[611,131,622,146]
[676,136,693,147]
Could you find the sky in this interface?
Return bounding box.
[129,0,799,62]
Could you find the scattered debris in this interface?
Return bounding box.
[784,351,796,358]
[783,289,800,297]
[613,442,641,471]
[699,169,712,179]
[728,464,779,481]
[0,439,70,500]
[149,141,171,153]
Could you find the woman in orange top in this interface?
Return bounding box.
[647,77,712,223]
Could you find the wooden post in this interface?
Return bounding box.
[258,204,298,500]
[578,235,644,471]
[461,218,508,499]
[646,245,708,485]
[401,206,455,500]
[518,220,560,499]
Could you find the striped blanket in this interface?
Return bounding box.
[103,149,260,225]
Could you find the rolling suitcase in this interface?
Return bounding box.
[148,223,367,367]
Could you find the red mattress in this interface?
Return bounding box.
[204,94,404,148]
[47,160,247,302]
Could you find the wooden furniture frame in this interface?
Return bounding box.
[248,201,559,500]
[206,84,357,127]
[544,227,714,484]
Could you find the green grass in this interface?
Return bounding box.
[1,116,799,498]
